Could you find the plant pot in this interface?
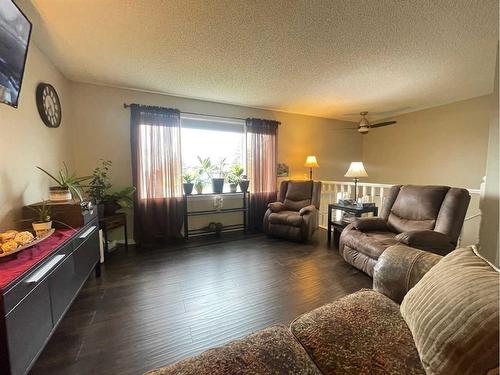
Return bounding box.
[212,178,225,194]
[183,183,194,195]
[103,201,121,216]
[229,183,238,193]
[49,186,71,201]
[194,183,204,194]
[239,179,250,193]
[32,221,52,237]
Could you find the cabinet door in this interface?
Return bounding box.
[73,226,99,286]
[48,254,79,326]
[6,280,53,375]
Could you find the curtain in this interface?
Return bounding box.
[130,104,184,244]
[246,118,279,232]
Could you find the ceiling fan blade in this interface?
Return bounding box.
[370,121,397,128]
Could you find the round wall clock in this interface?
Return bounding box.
[36,83,62,128]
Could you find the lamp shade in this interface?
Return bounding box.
[304,156,319,168]
[344,162,368,178]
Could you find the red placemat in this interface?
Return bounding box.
[0,228,77,291]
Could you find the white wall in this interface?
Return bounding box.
[0,44,74,229]
[479,48,499,266]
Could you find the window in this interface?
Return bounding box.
[180,114,246,193]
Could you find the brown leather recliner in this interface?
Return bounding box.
[339,185,470,276]
[264,180,321,242]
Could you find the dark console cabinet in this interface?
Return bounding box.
[0,222,100,375]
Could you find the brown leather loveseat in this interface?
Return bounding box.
[263,180,321,242]
[339,185,470,276]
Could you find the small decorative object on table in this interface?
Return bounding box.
[27,199,53,236]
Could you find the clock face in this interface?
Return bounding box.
[36,83,61,128]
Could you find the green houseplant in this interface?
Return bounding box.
[194,174,206,194]
[37,163,91,202]
[182,172,196,195]
[228,164,244,193]
[101,187,136,216]
[197,156,228,193]
[28,200,52,236]
[86,159,113,216]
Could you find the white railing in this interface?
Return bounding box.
[319,180,482,247]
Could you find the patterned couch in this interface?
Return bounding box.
[145,245,499,375]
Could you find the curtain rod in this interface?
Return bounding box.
[123,103,281,124]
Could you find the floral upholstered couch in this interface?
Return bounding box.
[145,245,499,375]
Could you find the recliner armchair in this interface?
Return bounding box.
[263,180,321,241]
[339,184,470,276]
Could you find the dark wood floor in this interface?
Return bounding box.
[30,229,371,375]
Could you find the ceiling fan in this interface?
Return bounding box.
[357,111,397,134]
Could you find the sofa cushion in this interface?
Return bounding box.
[342,229,398,259]
[401,246,499,375]
[387,185,449,233]
[145,325,322,375]
[291,289,425,375]
[268,211,303,227]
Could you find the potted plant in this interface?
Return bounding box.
[239,174,250,193]
[228,164,244,193]
[29,200,52,237]
[37,163,91,202]
[194,174,206,194]
[227,173,239,193]
[182,172,195,195]
[102,186,136,216]
[197,156,228,194]
[86,159,112,217]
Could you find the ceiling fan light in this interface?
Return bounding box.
[358,126,369,134]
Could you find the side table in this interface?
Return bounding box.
[327,203,378,247]
[99,213,128,255]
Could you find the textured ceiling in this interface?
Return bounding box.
[18,0,499,120]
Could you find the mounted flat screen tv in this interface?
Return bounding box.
[0,0,31,108]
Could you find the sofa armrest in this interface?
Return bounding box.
[373,244,442,304]
[353,217,388,232]
[268,202,285,212]
[299,205,316,216]
[395,230,454,255]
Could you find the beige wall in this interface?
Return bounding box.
[362,96,491,189]
[0,44,73,229]
[69,82,362,187]
[479,49,499,266]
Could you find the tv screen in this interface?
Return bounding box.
[0,0,31,108]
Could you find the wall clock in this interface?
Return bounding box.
[36,83,62,128]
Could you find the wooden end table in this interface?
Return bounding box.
[99,213,128,254]
[327,203,378,247]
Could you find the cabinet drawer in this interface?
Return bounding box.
[3,242,72,315]
[48,254,79,326]
[6,280,53,375]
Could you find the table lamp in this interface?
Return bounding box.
[344,162,368,201]
[304,156,319,180]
